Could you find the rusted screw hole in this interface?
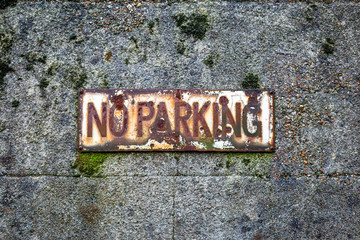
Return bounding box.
[225,126,232,133]
[219,96,229,105]
[157,118,166,130]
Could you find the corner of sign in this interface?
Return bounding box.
[78,88,85,95]
[78,145,84,152]
[269,145,275,152]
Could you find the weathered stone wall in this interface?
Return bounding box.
[1,1,359,239]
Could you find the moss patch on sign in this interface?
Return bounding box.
[198,138,214,149]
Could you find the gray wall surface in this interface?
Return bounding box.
[0,0,359,239]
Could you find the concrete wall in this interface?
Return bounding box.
[0,1,359,239]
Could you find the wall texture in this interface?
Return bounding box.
[0,1,359,239]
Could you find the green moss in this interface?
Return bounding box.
[38,55,47,64]
[309,4,318,10]
[198,138,214,149]
[226,158,232,169]
[148,21,155,34]
[252,170,266,179]
[304,3,318,21]
[176,42,186,55]
[99,73,109,89]
[241,158,250,166]
[143,52,148,62]
[321,38,335,54]
[174,13,187,27]
[203,141,213,149]
[215,160,224,170]
[0,120,5,132]
[226,153,236,163]
[38,39,45,46]
[39,78,50,90]
[101,79,109,89]
[69,33,77,41]
[46,63,57,76]
[0,33,13,51]
[0,0,18,9]
[25,64,33,71]
[241,73,261,89]
[203,53,219,67]
[11,100,19,108]
[66,67,87,90]
[226,152,272,161]
[124,57,130,65]
[225,152,273,178]
[305,15,313,22]
[173,13,210,40]
[24,52,47,64]
[22,52,46,71]
[73,153,109,177]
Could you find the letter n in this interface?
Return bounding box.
[87,102,107,137]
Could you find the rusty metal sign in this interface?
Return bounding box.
[78,89,275,152]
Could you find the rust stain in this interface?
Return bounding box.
[104,51,112,62]
[78,89,275,152]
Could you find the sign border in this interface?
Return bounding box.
[77,89,275,153]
